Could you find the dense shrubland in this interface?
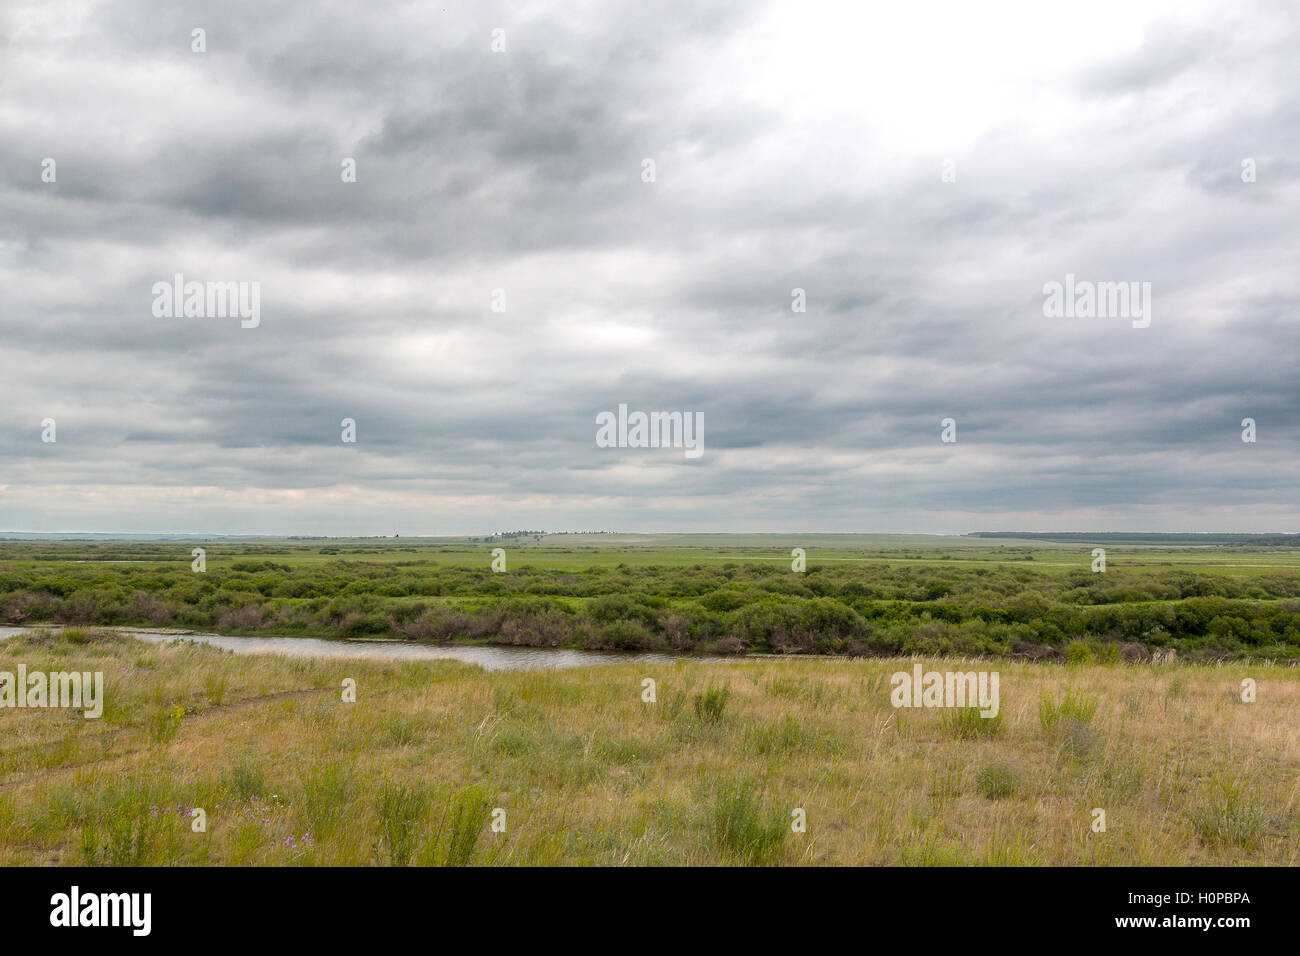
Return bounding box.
[2,554,1299,660]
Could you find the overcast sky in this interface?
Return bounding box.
[1,0,1297,535]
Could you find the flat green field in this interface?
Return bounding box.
[8,532,1300,571]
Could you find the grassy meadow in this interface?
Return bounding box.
[0,627,1296,866]
[1,534,1297,866]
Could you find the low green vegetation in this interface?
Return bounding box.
[975,764,1018,800]
[2,535,1300,661]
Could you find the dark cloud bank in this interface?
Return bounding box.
[1,0,1297,534]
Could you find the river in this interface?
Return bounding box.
[0,625,700,672]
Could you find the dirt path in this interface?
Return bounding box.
[0,686,335,790]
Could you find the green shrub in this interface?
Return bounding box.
[940,706,1003,739]
[1187,779,1269,851]
[1039,689,1101,758]
[203,672,227,705]
[1066,642,1096,665]
[81,786,159,866]
[976,764,1017,800]
[1095,642,1122,665]
[749,715,807,755]
[380,714,421,747]
[692,684,731,723]
[709,781,787,865]
[223,760,267,801]
[147,703,185,744]
[1038,689,1099,733]
[419,785,492,867]
[94,811,157,866]
[374,781,427,866]
[299,761,353,838]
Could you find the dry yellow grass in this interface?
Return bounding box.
[1,629,1296,865]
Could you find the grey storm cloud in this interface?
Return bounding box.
[0,0,1297,535]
